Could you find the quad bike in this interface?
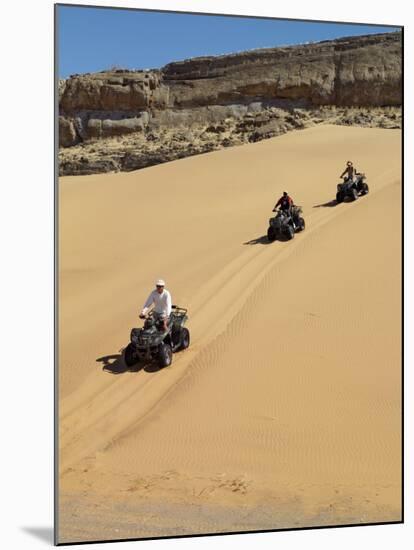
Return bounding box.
[336,173,369,203]
[124,306,190,369]
[267,205,305,242]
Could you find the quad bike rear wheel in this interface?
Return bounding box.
[285,225,295,240]
[349,188,358,201]
[179,327,190,350]
[336,192,344,203]
[158,342,173,368]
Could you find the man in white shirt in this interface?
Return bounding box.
[140,279,172,332]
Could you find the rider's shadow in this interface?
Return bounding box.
[97,353,131,374]
[243,235,272,245]
[313,200,338,208]
[96,352,160,374]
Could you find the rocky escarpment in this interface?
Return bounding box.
[59,31,402,175]
[162,31,401,107]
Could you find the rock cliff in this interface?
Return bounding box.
[59,31,402,175]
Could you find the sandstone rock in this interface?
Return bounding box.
[60,70,169,112]
[163,32,401,108]
[58,32,402,175]
[58,79,67,102]
[86,118,102,139]
[59,156,119,176]
[102,116,148,137]
[59,116,79,147]
[59,105,401,176]
[121,151,166,171]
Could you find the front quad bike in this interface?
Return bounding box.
[267,206,305,242]
[336,174,369,203]
[124,306,190,369]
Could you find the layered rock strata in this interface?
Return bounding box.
[59,31,402,175]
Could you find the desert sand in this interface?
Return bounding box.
[58,125,401,543]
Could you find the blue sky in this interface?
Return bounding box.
[57,5,401,78]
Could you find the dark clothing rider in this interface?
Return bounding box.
[274,191,294,213]
[340,161,356,182]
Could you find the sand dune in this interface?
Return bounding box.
[58,125,401,542]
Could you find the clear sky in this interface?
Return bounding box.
[57,4,401,78]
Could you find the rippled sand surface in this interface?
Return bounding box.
[58,125,401,543]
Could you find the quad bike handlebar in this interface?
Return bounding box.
[140,306,188,319]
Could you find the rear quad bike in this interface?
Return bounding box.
[336,173,369,203]
[123,306,190,369]
[267,206,305,242]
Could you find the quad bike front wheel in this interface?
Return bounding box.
[124,343,140,367]
[296,217,305,232]
[158,342,173,368]
[349,188,358,201]
[360,183,369,195]
[179,327,190,350]
[267,226,276,242]
[285,225,295,240]
[336,192,344,203]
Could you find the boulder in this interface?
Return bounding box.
[59,116,79,147]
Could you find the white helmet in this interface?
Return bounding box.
[155,279,165,287]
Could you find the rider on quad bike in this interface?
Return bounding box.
[340,160,357,183]
[274,191,294,214]
[124,280,189,369]
[140,279,171,332]
[267,192,305,241]
[273,191,296,228]
[337,161,369,203]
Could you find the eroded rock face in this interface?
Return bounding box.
[60,70,169,112]
[333,39,402,106]
[59,116,79,147]
[162,32,401,107]
[58,105,401,176]
[58,32,402,175]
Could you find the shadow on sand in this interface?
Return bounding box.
[244,232,296,244]
[313,199,338,208]
[97,353,130,374]
[96,353,162,374]
[243,235,271,245]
